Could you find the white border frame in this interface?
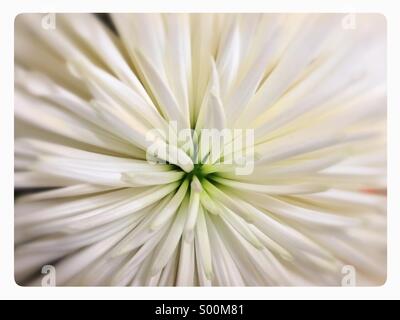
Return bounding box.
[1,0,399,300]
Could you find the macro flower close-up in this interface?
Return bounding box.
[14,13,386,286]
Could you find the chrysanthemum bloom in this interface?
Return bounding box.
[15,13,386,286]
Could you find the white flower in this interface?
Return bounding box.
[15,13,386,286]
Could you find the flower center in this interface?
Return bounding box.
[184,163,206,182]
